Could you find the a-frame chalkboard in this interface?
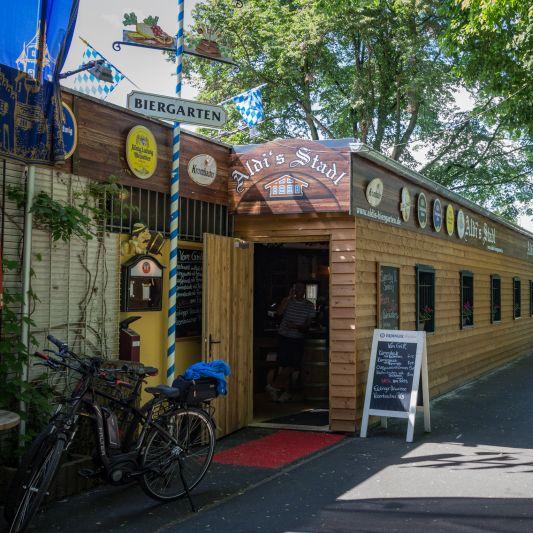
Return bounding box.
[360,329,430,442]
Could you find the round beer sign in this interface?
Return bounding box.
[126,125,158,180]
[366,178,383,207]
[446,205,455,236]
[457,209,465,239]
[188,154,217,186]
[433,198,443,232]
[61,102,77,159]
[400,187,411,222]
[417,192,427,229]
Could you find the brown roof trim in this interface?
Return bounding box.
[61,86,232,149]
[351,143,533,240]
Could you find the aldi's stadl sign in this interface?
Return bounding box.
[127,91,227,128]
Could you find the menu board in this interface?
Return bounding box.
[369,339,417,412]
[361,329,430,442]
[176,248,202,337]
[379,265,400,329]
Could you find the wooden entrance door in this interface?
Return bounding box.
[202,234,253,437]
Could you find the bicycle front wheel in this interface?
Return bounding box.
[8,437,65,533]
[140,407,215,501]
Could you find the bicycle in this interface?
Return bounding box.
[5,335,219,533]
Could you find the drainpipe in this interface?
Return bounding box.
[19,164,36,438]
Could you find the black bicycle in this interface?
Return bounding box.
[5,335,218,533]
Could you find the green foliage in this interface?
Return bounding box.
[122,12,160,27]
[440,0,533,138]
[187,0,531,222]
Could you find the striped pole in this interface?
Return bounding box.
[167,0,185,385]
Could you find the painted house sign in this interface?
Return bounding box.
[229,139,351,214]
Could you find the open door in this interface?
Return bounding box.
[202,234,253,437]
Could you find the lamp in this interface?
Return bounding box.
[59,59,113,82]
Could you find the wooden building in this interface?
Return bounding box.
[5,91,531,436]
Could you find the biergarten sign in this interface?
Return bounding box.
[360,329,431,443]
[127,90,227,128]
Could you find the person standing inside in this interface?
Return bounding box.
[266,282,315,402]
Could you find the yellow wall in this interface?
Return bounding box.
[120,237,202,401]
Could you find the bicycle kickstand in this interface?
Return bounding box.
[177,455,197,513]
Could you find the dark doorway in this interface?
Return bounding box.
[252,242,330,429]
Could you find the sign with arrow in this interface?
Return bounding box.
[127,91,227,129]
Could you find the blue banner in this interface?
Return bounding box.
[0,0,79,164]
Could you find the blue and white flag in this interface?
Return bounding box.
[232,86,264,127]
[72,41,124,99]
[0,0,80,164]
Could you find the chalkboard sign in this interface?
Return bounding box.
[370,339,416,412]
[378,265,400,329]
[361,329,431,442]
[176,248,203,337]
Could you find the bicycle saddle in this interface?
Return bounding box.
[145,384,181,398]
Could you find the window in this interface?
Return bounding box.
[491,275,501,323]
[416,265,435,332]
[530,280,533,317]
[460,271,474,328]
[513,277,521,319]
[287,184,293,194]
[295,184,301,194]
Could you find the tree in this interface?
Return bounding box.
[440,0,533,139]
[186,0,531,220]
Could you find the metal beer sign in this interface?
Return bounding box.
[127,91,227,128]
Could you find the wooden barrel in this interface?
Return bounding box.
[301,338,328,405]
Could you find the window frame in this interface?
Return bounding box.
[416,264,436,333]
[513,277,521,319]
[490,274,502,324]
[460,270,474,329]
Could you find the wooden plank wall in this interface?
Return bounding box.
[355,217,533,420]
[235,214,357,432]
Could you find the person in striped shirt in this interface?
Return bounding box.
[266,282,315,403]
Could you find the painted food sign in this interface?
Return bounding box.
[61,102,77,159]
[379,265,400,330]
[188,154,217,186]
[229,139,351,214]
[126,125,158,179]
[176,248,203,337]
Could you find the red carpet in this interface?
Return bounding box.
[213,430,344,469]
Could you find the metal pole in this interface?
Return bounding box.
[20,164,36,437]
[167,0,185,385]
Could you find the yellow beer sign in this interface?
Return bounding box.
[126,125,158,179]
[446,204,455,236]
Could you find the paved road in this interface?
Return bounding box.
[8,353,533,532]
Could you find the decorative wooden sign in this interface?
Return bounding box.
[360,329,430,443]
[352,155,533,261]
[229,139,351,215]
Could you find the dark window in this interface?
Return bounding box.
[513,277,521,319]
[530,280,533,317]
[491,275,501,323]
[460,271,474,328]
[416,265,435,332]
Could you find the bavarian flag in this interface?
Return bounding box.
[0,0,80,164]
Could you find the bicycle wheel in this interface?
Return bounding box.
[140,407,215,501]
[8,437,65,533]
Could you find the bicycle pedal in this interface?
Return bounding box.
[78,468,100,479]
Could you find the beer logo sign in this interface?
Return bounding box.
[457,209,466,239]
[366,178,383,207]
[188,154,217,186]
[126,125,158,179]
[446,205,455,236]
[400,187,411,222]
[433,198,443,233]
[417,192,428,229]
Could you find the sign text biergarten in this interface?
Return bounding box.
[127,91,227,129]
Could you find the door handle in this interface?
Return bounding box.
[208,333,221,357]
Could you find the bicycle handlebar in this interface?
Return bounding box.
[47,334,67,351]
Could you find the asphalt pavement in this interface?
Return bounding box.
[4,352,533,532]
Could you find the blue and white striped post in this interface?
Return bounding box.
[167,0,185,385]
